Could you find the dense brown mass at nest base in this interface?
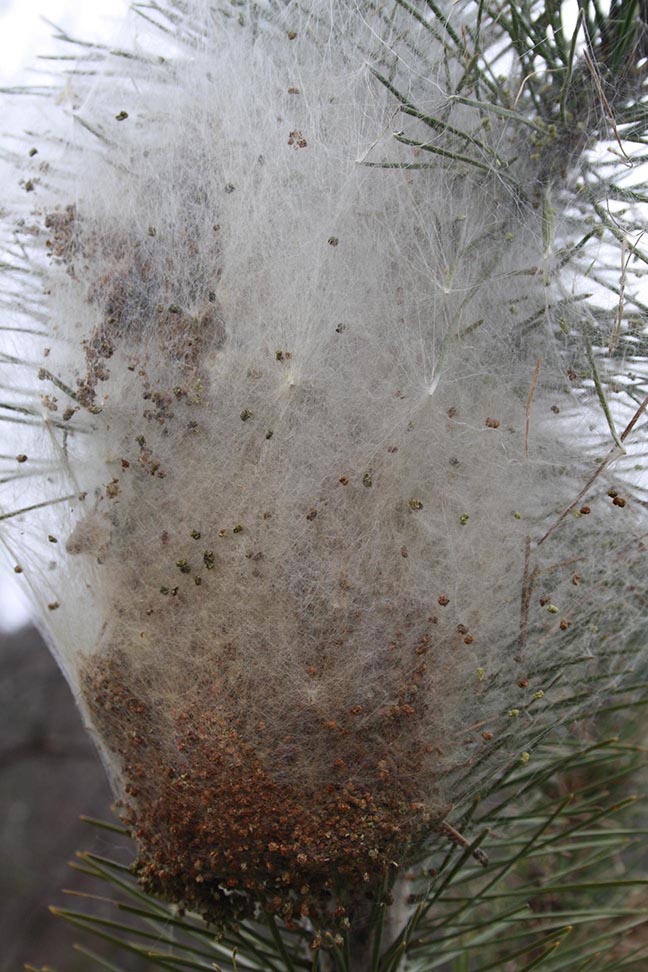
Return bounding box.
[82,651,434,931]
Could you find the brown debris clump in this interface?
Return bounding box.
[43,204,226,414]
[81,651,434,931]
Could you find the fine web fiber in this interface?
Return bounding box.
[1,0,647,932]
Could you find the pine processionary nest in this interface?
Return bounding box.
[2,0,648,938]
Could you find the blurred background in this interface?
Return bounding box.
[0,4,131,969]
[0,624,123,972]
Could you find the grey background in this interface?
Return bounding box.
[0,625,131,972]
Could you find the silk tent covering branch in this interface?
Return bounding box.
[1,0,646,949]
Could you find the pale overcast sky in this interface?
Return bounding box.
[0,0,130,83]
[0,1,129,629]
